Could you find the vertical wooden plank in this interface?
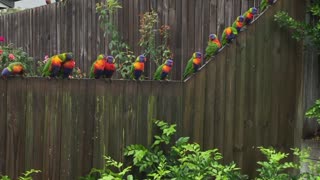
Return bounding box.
[223,42,237,163]
[194,0,202,53]
[180,0,188,81]
[242,11,257,176]
[225,0,233,26]
[214,50,226,154]
[174,0,182,80]
[0,80,7,174]
[108,80,125,162]
[182,78,195,139]
[43,79,62,180]
[202,0,210,64]
[6,79,27,179]
[25,78,45,180]
[233,32,247,169]
[135,81,152,147]
[203,60,217,150]
[91,80,106,169]
[192,69,206,146]
[123,80,138,148]
[187,0,195,58]
[86,0,93,76]
[217,0,225,38]
[59,80,74,179]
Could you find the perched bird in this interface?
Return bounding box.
[60,58,76,79]
[153,59,174,80]
[42,52,73,78]
[1,62,25,79]
[90,54,107,79]
[243,7,258,25]
[46,0,51,4]
[104,56,116,78]
[232,16,245,33]
[131,55,146,80]
[221,27,238,46]
[260,0,275,12]
[204,34,222,60]
[183,52,202,79]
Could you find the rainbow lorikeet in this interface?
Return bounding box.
[232,16,245,33]
[60,59,76,79]
[104,56,116,78]
[153,59,174,80]
[90,54,107,79]
[183,52,202,79]
[221,27,238,46]
[1,62,25,79]
[260,0,275,12]
[243,7,258,25]
[131,55,146,80]
[204,34,222,60]
[42,52,73,78]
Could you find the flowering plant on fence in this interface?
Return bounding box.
[0,43,35,76]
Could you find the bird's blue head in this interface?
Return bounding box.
[165,59,174,67]
[107,56,115,63]
[66,53,73,61]
[238,15,245,22]
[195,52,202,59]
[268,0,275,3]
[251,7,258,14]
[139,55,147,62]
[209,34,217,41]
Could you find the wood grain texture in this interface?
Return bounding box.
[0,0,306,179]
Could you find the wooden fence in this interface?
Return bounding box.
[0,0,306,179]
[0,0,264,80]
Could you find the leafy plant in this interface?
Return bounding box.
[139,11,172,67]
[0,169,41,180]
[256,147,297,180]
[124,120,247,180]
[306,99,320,124]
[80,156,132,180]
[96,0,136,79]
[0,43,35,76]
[274,0,320,49]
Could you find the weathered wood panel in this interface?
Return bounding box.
[0,0,306,179]
[0,0,262,80]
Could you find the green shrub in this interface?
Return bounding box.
[0,169,41,180]
[96,0,135,79]
[306,99,320,125]
[274,0,320,49]
[82,120,247,180]
[0,43,35,76]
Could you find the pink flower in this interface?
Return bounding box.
[0,36,5,42]
[44,55,49,60]
[0,49,3,55]
[8,53,15,60]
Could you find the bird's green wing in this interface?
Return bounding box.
[130,64,135,79]
[153,64,164,80]
[42,58,52,77]
[183,58,194,79]
[260,0,268,12]
[231,20,237,29]
[89,60,97,78]
[221,31,227,46]
[231,27,238,35]
[205,42,219,60]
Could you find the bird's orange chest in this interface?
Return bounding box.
[94,60,106,70]
[134,62,144,71]
[12,65,23,73]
